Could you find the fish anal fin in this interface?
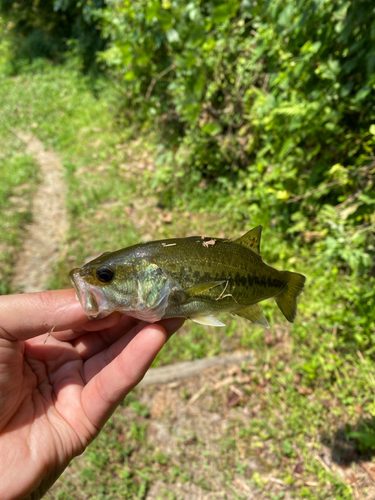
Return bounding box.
[191,315,226,327]
[233,226,262,254]
[275,271,306,322]
[233,303,270,328]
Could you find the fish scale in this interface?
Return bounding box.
[69,226,306,328]
[139,238,286,308]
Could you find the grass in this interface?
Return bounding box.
[1,54,374,498]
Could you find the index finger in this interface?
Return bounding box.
[0,289,87,341]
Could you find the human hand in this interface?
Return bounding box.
[0,290,184,500]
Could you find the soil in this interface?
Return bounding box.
[139,363,375,500]
[11,131,68,293]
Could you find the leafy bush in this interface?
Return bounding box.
[97,0,375,274]
[0,0,105,71]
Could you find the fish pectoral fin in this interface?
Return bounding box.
[233,303,270,328]
[232,226,262,255]
[182,281,226,300]
[191,315,226,327]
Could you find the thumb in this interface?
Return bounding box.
[0,290,87,341]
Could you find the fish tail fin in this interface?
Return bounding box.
[274,271,306,323]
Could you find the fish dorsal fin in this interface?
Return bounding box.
[233,303,270,328]
[191,315,225,327]
[233,226,262,254]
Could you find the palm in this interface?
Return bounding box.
[1,335,88,497]
[0,290,183,500]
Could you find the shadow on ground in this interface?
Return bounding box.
[323,417,375,466]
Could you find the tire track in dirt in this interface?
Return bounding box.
[11,131,68,293]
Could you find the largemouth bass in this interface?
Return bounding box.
[69,226,305,328]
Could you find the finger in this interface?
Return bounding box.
[52,312,124,341]
[73,315,139,359]
[81,323,168,428]
[82,317,184,379]
[82,320,153,382]
[0,290,86,341]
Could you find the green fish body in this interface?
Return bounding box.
[69,226,305,327]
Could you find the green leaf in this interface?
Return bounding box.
[354,86,371,103]
[166,28,180,43]
[187,26,205,48]
[202,38,216,52]
[201,122,222,136]
[276,190,290,200]
[124,70,136,81]
[282,441,293,456]
[279,137,294,159]
[359,193,375,205]
[157,9,173,30]
[145,1,159,21]
[212,3,233,24]
[301,40,322,54]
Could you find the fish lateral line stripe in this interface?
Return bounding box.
[181,268,285,289]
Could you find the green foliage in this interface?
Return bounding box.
[97,0,375,276]
[347,419,375,452]
[0,0,105,71]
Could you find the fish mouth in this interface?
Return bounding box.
[69,268,111,320]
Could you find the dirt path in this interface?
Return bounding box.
[11,132,68,293]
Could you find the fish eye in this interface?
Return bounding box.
[96,267,114,284]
